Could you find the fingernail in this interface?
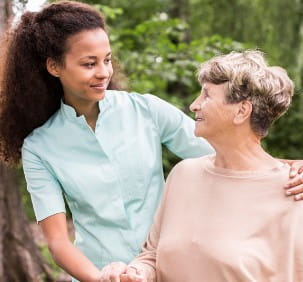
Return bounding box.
[286,190,292,195]
[295,194,301,200]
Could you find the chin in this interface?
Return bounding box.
[195,130,209,139]
[92,92,106,101]
[194,130,203,137]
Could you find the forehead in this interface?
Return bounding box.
[202,82,228,93]
[65,28,111,58]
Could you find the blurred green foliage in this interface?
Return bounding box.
[21,0,303,218]
[39,244,62,281]
[89,0,303,160]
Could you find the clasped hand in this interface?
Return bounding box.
[99,262,147,282]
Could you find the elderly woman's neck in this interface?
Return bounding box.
[211,136,281,171]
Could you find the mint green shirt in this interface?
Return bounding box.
[22,90,213,269]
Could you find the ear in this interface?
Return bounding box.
[233,100,252,125]
[46,58,60,77]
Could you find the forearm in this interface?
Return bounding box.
[48,239,101,281]
[127,240,157,282]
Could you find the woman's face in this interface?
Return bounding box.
[190,82,238,141]
[50,28,113,108]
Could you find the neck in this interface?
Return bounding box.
[208,132,280,171]
[65,98,100,130]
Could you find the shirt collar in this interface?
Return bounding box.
[59,91,112,122]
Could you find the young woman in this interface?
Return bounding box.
[0,1,302,281]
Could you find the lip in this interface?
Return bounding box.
[195,116,204,121]
[90,83,107,91]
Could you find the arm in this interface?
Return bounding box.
[40,213,102,281]
[98,168,177,282]
[99,210,159,282]
[97,222,158,282]
[145,94,214,158]
[22,143,102,280]
[120,168,176,282]
[126,231,157,282]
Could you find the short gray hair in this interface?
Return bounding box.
[198,50,294,137]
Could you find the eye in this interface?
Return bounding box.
[200,91,208,100]
[82,62,96,68]
[104,57,112,64]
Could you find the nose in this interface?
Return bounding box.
[189,98,201,112]
[95,63,111,79]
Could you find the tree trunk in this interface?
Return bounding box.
[0,162,54,281]
[0,0,54,281]
[295,0,303,91]
[0,0,13,35]
[167,0,191,43]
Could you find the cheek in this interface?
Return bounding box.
[108,65,114,77]
[201,100,215,115]
[199,100,208,110]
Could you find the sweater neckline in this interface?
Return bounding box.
[202,155,288,179]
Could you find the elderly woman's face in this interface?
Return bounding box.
[190,82,238,140]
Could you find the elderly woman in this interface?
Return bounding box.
[106,50,303,282]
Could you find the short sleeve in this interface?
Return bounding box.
[22,141,66,222]
[144,94,214,159]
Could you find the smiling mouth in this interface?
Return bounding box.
[90,84,107,91]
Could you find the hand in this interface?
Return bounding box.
[99,262,127,282]
[120,266,147,282]
[285,160,303,200]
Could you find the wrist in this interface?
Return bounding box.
[82,270,102,282]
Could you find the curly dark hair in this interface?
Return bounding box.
[0,0,125,165]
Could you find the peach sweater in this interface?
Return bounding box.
[130,156,303,282]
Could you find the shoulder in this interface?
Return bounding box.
[106,90,180,122]
[167,156,209,181]
[173,157,201,171]
[174,156,210,171]
[22,110,61,152]
[106,90,170,111]
[106,89,152,106]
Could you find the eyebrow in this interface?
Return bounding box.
[80,52,112,60]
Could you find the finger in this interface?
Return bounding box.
[100,267,111,282]
[289,167,297,178]
[125,267,138,276]
[294,192,303,201]
[122,267,144,282]
[109,273,119,282]
[120,274,131,282]
[285,184,303,197]
[99,267,109,282]
[285,173,303,189]
[288,161,303,178]
[100,262,126,282]
[109,262,127,282]
[120,274,143,282]
[110,275,120,282]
